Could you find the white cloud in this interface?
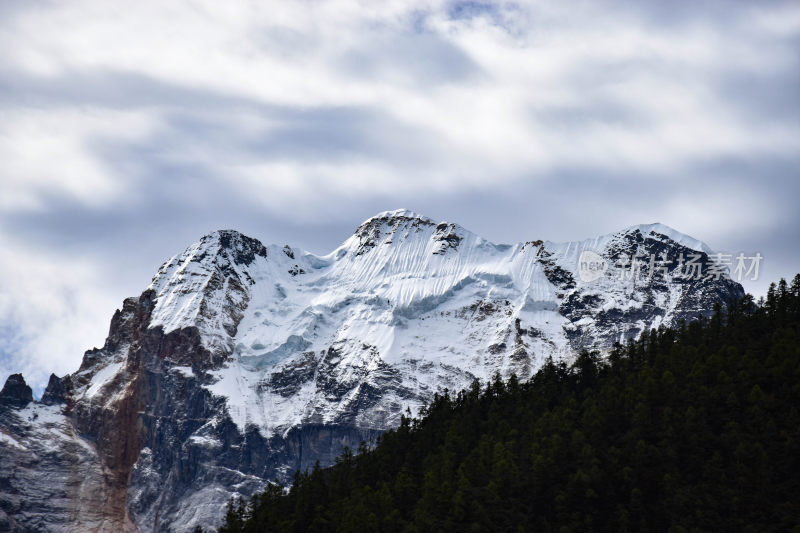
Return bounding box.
[0,231,118,394]
[1,1,797,200]
[0,108,156,211]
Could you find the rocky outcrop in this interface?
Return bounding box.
[0,397,111,532]
[0,375,32,409]
[40,374,71,406]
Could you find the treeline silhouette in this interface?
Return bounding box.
[213,275,800,533]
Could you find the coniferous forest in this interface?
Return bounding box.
[215,275,800,533]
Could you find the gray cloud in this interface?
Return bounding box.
[0,69,251,110]
[337,30,483,86]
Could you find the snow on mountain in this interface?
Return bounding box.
[0,210,744,532]
[145,210,737,438]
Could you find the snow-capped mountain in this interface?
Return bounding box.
[0,210,743,532]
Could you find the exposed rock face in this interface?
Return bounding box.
[40,374,70,406]
[0,212,744,532]
[0,375,33,409]
[0,402,112,533]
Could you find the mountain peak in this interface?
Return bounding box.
[0,373,33,409]
[145,229,268,352]
[355,209,434,234]
[150,229,267,286]
[349,209,437,256]
[341,208,485,260]
[620,222,713,254]
[195,229,268,265]
[368,208,430,222]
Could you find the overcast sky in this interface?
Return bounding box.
[1,0,798,394]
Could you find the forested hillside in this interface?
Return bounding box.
[216,275,800,533]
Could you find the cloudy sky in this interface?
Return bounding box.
[1,0,798,394]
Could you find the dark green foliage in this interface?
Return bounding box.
[219,275,800,532]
